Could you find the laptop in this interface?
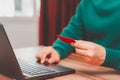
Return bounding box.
[0,24,75,80]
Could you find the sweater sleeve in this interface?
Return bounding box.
[102,47,120,69]
[52,2,84,59]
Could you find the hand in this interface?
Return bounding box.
[36,46,60,64]
[71,40,106,66]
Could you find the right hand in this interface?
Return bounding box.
[36,46,60,64]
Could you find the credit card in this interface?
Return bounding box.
[56,35,75,43]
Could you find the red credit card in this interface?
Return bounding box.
[56,35,75,43]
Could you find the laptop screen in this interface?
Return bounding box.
[0,24,24,80]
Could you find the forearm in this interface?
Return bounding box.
[53,21,83,59]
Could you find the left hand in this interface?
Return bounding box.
[71,40,106,66]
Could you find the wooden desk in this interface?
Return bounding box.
[0,46,120,80]
[48,53,120,80]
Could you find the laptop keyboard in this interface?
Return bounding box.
[18,59,56,76]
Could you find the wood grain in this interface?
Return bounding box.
[48,53,120,80]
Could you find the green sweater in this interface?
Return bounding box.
[52,0,120,69]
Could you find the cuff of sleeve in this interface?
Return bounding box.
[53,47,66,59]
[102,48,117,67]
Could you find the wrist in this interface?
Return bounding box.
[99,46,106,65]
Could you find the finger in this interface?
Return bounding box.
[48,58,59,64]
[44,58,49,65]
[71,40,91,49]
[48,52,60,64]
[48,53,56,64]
[48,58,55,64]
[35,53,42,61]
[45,58,49,62]
[75,48,89,57]
[76,48,95,59]
[41,52,51,64]
[78,55,91,63]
